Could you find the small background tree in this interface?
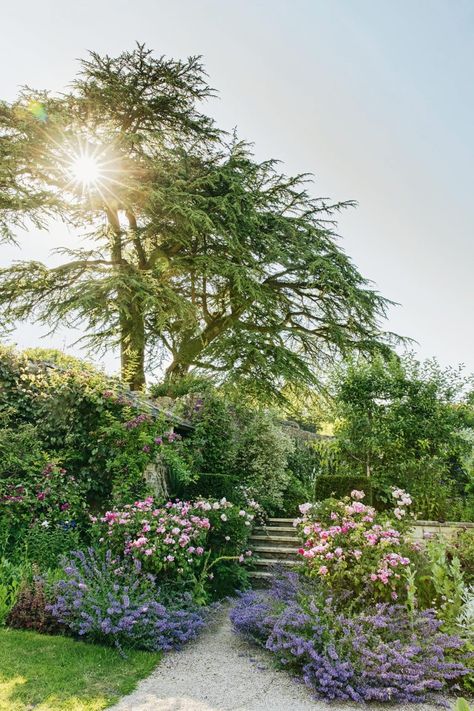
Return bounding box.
[322,354,474,519]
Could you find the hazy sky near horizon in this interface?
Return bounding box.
[1,0,473,375]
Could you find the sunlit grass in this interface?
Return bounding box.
[0,628,161,710]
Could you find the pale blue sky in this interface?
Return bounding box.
[1,0,473,375]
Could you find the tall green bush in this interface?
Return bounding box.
[328,355,474,517]
[234,411,294,514]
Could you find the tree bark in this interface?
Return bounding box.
[107,206,146,390]
[120,299,146,390]
[165,313,238,380]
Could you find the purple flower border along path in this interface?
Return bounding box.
[110,608,441,711]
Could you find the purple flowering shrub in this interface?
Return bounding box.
[230,570,469,703]
[96,406,189,505]
[294,488,416,606]
[92,496,255,600]
[0,455,87,564]
[1,461,85,527]
[48,548,205,652]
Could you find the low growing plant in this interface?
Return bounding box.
[230,570,469,703]
[0,557,30,624]
[48,549,206,652]
[7,571,64,634]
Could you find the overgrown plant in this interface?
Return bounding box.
[230,570,469,703]
[294,488,415,607]
[48,549,205,652]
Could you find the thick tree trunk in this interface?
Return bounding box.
[165,315,235,380]
[120,302,146,390]
[165,359,191,381]
[107,207,147,391]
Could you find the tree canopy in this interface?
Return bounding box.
[326,354,474,517]
[0,44,397,396]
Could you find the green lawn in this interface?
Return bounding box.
[0,629,161,710]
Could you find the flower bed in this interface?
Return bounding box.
[91,496,255,598]
[231,488,473,703]
[293,488,414,606]
[230,571,468,703]
[33,496,257,653]
[48,549,205,652]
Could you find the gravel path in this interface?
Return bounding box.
[110,608,443,711]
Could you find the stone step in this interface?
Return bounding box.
[253,526,297,537]
[250,534,297,545]
[253,557,298,568]
[251,544,299,559]
[249,570,272,580]
[266,517,295,525]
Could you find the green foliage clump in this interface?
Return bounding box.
[170,388,302,514]
[234,411,294,514]
[0,558,30,625]
[313,474,373,503]
[450,529,474,586]
[179,392,239,500]
[327,354,474,519]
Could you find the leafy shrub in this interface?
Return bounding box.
[0,450,87,560]
[230,570,469,703]
[234,411,294,514]
[457,586,474,638]
[423,538,465,626]
[283,437,320,514]
[0,346,188,510]
[294,488,414,607]
[92,497,255,600]
[0,558,30,624]
[48,549,205,651]
[7,574,64,634]
[96,409,189,505]
[451,529,474,585]
[179,392,239,500]
[328,355,473,519]
[23,521,81,570]
[313,474,372,503]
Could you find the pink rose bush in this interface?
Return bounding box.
[294,488,415,605]
[92,496,255,592]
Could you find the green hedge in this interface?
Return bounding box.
[313,475,372,503]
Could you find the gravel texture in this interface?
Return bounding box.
[110,608,444,711]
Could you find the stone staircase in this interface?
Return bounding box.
[249,517,300,583]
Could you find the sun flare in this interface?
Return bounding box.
[70,153,102,186]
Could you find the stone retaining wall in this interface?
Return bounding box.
[410,520,474,541]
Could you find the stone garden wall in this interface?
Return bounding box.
[410,520,474,541]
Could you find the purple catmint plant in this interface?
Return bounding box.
[48,548,205,652]
[230,571,469,703]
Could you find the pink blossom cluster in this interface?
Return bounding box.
[123,413,152,430]
[295,489,413,601]
[94,496,255,575]
[370,552,410,591]
[97,498,210,572]
[391,487,412,520]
